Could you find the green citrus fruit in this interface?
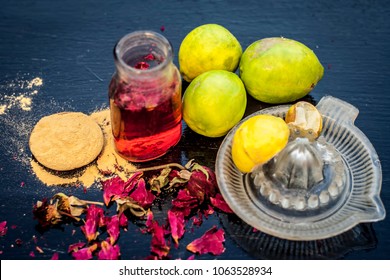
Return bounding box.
[179,24,242,82]
[232,114,290,173]
[182,70,247,137]
[239,37,324,104]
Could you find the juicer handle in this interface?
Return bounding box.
[316,95,359,124]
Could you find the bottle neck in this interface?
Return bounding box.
[113,31,174,82]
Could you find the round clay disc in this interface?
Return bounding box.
[29,112,104,171]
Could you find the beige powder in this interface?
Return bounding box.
[0,77,42,115]
[18,96,33,111]
[0,105,6,115]
[30,109,137,187]
[27,77,43,89]
[30,160,79,186]
[90,109,136,181]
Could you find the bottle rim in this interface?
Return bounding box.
[114,30,173,75]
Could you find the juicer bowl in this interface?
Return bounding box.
[215,96,385,240]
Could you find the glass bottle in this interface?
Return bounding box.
[109,31,182,162]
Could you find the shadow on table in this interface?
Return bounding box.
[220,214,377,260]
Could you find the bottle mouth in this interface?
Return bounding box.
[114,30,173,75]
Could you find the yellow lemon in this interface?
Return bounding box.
[232,115,290,173]
[182,70,247,137]
[239,37,324,104]
[179,24,242,82]
[285,101,323,140]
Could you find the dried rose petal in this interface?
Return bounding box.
[116,198,146,217]
[72,244,98,260]
[134,61,150,70]
[53,193,87,219]
[0,221,7,236]
[129,178,155,209]
[32,199,62,227]
[144,53,155,61]
[101,176,125,205]
[101,172,142,206]
[210,193,233,213]
[168,169,191,189]
[81,205,104,242]
[36,246,44,253]
[98,240,121,260]
[72,248,92,260]
[202,204,215,217]
[167,210,185,245]
[141,210,154,234]
[191,214,203,227]
[118,212,128,228]
[171,189,199,217]
[51,252,59,260]
[68,242,86,253]
[150,220,170,258]
[186,226,225,256]
[149,167,171,193]
[187,165,217,204]
[105,215,120,245]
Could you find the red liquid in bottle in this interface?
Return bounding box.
[109,31,182,162]
[109,78,182,162]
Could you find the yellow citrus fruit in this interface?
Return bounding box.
[182,70,247,137]
[239,37,324,104]
[232,115,290,173]
[285,101,323,140]
[179,24,242,82]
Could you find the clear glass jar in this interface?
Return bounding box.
[108,31,182,162]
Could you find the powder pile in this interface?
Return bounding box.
[30,109,137,187]
[0,77,42,114]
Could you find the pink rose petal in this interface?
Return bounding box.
[98,240,120,260]
[101,172,142,205]
[0,221,7,237]
[171,189,199,217]
[81,205,104,242]
[168,210,185,245]
[129,178,155,209]
[141,210,154,234]
[72,245,97,260]
[51,252,59,260]
[192,214,203,227]
[105,215,120,245]
[118,212,128,228]
[186,226,225,256]
[187,165,217,203]
[150,221,170,258]
[210,193,233,213]
[68,242,86,253]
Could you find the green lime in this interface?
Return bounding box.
[239,37,324,104]
[179,24,242,82]
[182,70,247,137]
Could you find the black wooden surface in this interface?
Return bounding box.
[0,0,389,260]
